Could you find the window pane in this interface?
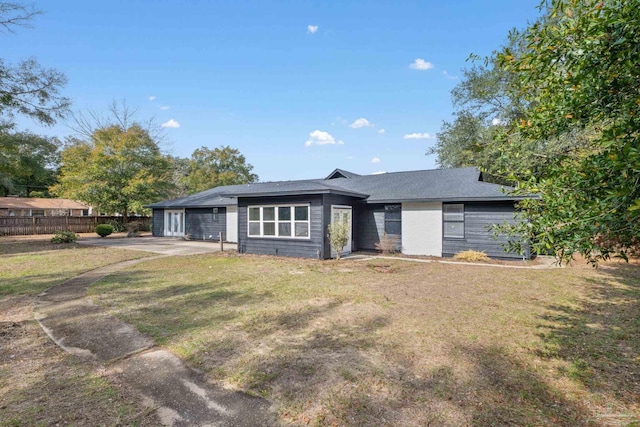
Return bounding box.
[384,204,401,220]
[385,221,401,235]
[278,222,291,236]
[295,206,308,221]
[443,204,464,221]
[263,207,275,221]
[295,222,309,237]
[263,222,276,236]
[278,206,291,220]
[443,221,464,238]
[249,207,260,221]
[249,222,260,236]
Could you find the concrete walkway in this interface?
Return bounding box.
[34,258,278,427]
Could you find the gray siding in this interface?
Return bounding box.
[321,194,360,256]
[355,204,385,251]
[152,209,164,237]
[442,201,529,259]
[238,195,325,259]
[185,208,226,240]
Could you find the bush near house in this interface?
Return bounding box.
[375,232,400,254]
[50,231,77,244]
[454,249,489,262]
[95,224,114,238]
[327,221,349,259]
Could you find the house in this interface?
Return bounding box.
[147,167,530,259]
[0,197,92,217]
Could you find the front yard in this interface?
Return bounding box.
[88,253,640,426]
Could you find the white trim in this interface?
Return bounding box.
[247,204,311,239]
[226,205,238,243]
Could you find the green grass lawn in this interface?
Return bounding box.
[90,253,640,426]
[0,235,158,427]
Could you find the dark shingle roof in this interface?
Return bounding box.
[147,167,520,208]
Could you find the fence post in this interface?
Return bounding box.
[65,216,69,231]
[32,216,36,235]
[219,231,224,252]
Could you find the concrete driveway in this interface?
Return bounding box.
[78,236,236,256]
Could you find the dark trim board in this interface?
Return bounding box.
[442,201,529,259]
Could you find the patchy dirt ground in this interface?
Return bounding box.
[91,253,640,426]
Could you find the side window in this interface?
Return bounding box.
[384,205,401,235]
[443,204,464,238]
[213,207,219,221]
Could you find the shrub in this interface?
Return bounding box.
[51,231,77,244]
[454,250,489,262]
[108,219,127,233]
[126,221,142,237]
[327,221,350,260]
[375,232,400,254]
[96,224,114,238]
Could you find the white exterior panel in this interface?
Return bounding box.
[226,205,238,243]
[401,202,442,256]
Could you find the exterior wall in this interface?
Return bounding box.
[238,195,324,259]
[226,205,238,242]
[401,202,443,256]
[152,208,164,237]
[442,201,529,259]
[185,207,226,240]
[322,194,360,257]
[354,204,385,251]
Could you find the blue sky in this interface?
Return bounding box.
[7,0,541,181]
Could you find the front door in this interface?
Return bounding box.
[164,209,185,237]
[331,206,352,258]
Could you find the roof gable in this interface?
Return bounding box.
[325,168,361,180]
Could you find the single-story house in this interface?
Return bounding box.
[147,167,530,259]
[0,197,92,217]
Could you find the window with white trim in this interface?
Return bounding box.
[443,204,464,238]
[248,205,310,238]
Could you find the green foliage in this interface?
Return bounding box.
[182,146,258,194]
[327,221,350,260]
[0,128,60,196]
[494,0,640,264]
[95,224,114,238]
[52,124,173,216]
[50,230,77,244]
[0,3,70,125]
[108,219,127,233]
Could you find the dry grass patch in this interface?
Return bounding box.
[453,249,490,262]
[0,235,158,426]
[91,254,640,426]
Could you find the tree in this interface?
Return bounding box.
[182,146,258,194]
[0,2,70,126]
[495,0,640,263]
[52,124,173,216]
[0,128,59,196]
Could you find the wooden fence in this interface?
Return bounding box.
[0,216,151,236]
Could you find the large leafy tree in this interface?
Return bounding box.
[0,128,59,196]
[495,0,640,262]
[182,146,258,194]
[0,2,70,126]
[52,124,173,216]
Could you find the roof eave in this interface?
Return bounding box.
[366,195,532,204]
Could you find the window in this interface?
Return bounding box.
[212,207,219,221]
[384,204,401,235]
[248,205,310,238]
[443,204,464,238]
[81,209,90,217]
[30,209,45,217]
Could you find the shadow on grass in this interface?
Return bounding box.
[538,263,640,408]
[0,237,84,256]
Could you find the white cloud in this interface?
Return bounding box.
[372,171,386,175]
[349,118,373,129]
[371,157,380,164]
[346,155,354,160]
[307,25,318,34]
[378,128,385,134]
[161,119,180,128]
[492,118,502,125]
[305,130,340,147]
[160,105,170,110]
[148,96,156,101]
[410,58,433,71]
[337,140,345,145]
[403,132,433,140]
[443,70,458,80]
